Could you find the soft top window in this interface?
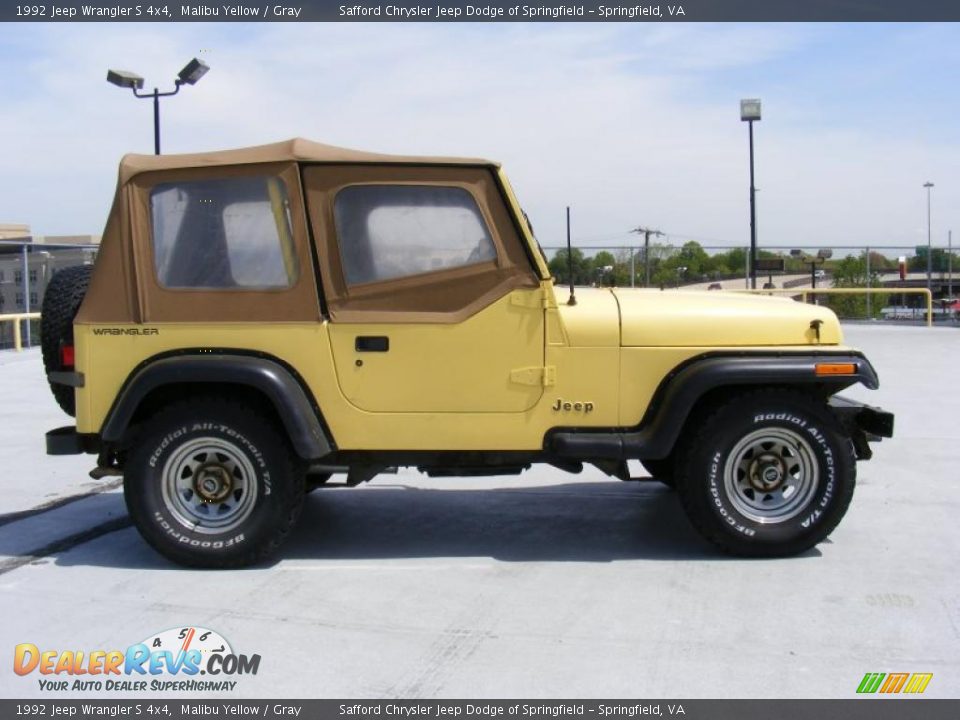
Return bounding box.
[150,175,298,290]
[334,185,496,286]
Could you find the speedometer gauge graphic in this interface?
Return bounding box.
[138,626,233,661]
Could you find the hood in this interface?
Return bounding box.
[554,287,621,347]
[611,288,843,347]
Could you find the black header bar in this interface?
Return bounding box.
[4,0,960,22]
[2,699,959,720]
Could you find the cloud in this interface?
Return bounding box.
[0,22,957,257]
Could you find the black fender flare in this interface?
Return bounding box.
[101,354,334,460]
[549,353,881,460]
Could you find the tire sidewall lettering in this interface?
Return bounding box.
[708,411,837,538]
[148,424,272,494]
[142,421,274,553]
[153,511,246,548]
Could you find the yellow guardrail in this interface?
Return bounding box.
[731,287,934,327]
[0,312,41,351]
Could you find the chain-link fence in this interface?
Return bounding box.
[540,243,958,323]
[0,240,99,350]
[1,239,956,347]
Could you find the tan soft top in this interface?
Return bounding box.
[118,138,498,184]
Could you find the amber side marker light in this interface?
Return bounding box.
[815,362,857,376]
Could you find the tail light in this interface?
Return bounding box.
[60,345,75,369]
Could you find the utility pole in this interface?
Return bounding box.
[630,226,664,287]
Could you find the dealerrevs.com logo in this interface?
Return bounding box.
[13,627,261,693]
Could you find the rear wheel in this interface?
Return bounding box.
[676,390,856,557]
[124,398,305,568]
[40,265,92,416]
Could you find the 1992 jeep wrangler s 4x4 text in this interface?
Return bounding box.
[42,139,893,567]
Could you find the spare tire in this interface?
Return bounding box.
[41,264,93,417]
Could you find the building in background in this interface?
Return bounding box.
[0,225,100,348]
[0,223,31,240]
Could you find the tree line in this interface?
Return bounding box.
[547,241,958,318]
[548,241,957,288]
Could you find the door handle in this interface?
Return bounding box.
[355,336,389,352]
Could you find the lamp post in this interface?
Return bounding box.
[815,249,832,305]
[741,98,761,289]
[949,229,953,301]
[790,248,831,304]
[923,181,934,295]
[107,58,210,155]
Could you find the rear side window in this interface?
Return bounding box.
[150,176,298,289]
[334,185,496,286]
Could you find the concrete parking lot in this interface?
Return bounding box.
[0,324,957,699]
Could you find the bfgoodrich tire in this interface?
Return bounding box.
[40,264,92,416]
[124,398,305,568]
[676,390,856,557]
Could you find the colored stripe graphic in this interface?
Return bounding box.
[880,673,909,693]
[857,672,932,694]
[857,673,885,694]
[903,673,933,694]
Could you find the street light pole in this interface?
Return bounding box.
[741,99,762,290]
[924,181,934,295]
[949,229,954,301]
[107,58,210,155]
[152,89,161,155]
[748,120,757,289]
[134,85,184,155]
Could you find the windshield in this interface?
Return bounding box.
[521,208,550,274]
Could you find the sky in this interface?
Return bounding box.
[1,21,958,255]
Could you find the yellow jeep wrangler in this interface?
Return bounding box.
[42,139,893,567]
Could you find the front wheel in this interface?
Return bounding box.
[124,398,305,568]
[676,390,856,557]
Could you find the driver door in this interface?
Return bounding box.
[302,164,546,414]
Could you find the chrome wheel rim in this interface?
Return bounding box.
[723,427,818,524]
[161,437,258,535]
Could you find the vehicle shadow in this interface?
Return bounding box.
[48,480,821,570]
[283,481,721,563]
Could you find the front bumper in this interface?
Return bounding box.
[46,426,99,455]
[829,395,894,460]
